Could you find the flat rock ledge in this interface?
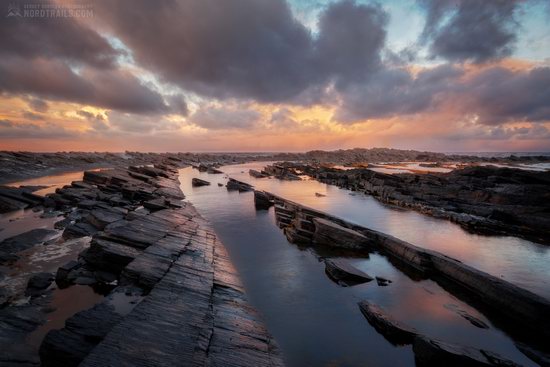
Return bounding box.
[38,162,284,367]
[79,210,283,367]
[358,301,417,345]
[325,259,373,286]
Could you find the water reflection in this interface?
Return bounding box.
[6,169,102,196]
[220,162,550,300]
[178,166,536,367]
[26,285,104,348]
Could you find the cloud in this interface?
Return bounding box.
[26,97,49,113]
[315,0,387,89]
[107,111,182,133]
[335,64,463,122]
[0,57,168,114]
[22,111,43,121]
[270,108,298,127]
[460,66,550,124]
[166,94,189,116]
[95,0,388,103]
[419,0,519,63]
[447,123,550,141]
[191,106,261,130]
[0,119,75,139]
[95,0,316,103]
[1,15,119,68]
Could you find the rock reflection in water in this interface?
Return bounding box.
[221,163,550,300]
[178,166,537,367]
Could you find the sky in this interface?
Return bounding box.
[0,0,549,152]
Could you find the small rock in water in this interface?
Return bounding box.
[26,272,55,296]
[375,276,392,287]
[217,183,223,187]
[325,259,373,286]
[191,178,210,187]
[315,192,326,197]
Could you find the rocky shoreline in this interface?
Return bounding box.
[0,151,276,185]
[2,148,547,185]
[262,163,550,244]
[0,159,283,366]
[254,189,550,365]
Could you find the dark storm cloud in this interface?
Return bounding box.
[0,12,168,114]
[95,0,316,103]
[335,64,463,121]
[461,67,550,124]
[1,0,545,132]
[0,57,168,113]
[166,95,189,117]
[0,16,118,68]
[419,0,519,63]
[95,0,388,103]
[334,64,550,125]
[315,0,388,89]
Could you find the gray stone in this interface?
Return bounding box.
[192,178,210,187]
[325,259,373,286]
[254,190,273,210]
[313,218,371,249]
[413,336,521,367]
[0,228,58,256]
[358,301,417,345]
[26,272,54,294]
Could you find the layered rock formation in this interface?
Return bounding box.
[257,190,550,355]
[268,163,550,244]
[1,160,283,366]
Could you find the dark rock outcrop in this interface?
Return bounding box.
[226,178,254,192]
[254,190,273,210]
[25,272,54,296]
[36,161,283,367]
[0,229,58,264]
[413,336,521,367]
[358,301,418,345]
[297,163,550,244]
[249,169,269,178]
[325,259,373,286]
[313,218,371,249]
[191,178,210,187]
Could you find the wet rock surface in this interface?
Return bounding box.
[413,336,522,367]
[191,177,211,187]
[0,228,58,264]
[25,272,55,296]
[358,301,418,345]
[278,163,550,244]
[227,178,254,192]
[313,217,372,249]
[325,259,373,286]
[0,151,285,185]
[254,190,274,210]
[26,161,285,366]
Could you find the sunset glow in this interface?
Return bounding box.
[1,0,549,152]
